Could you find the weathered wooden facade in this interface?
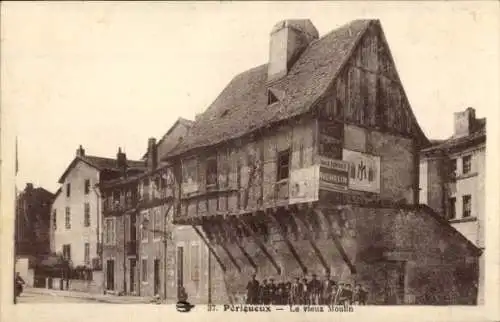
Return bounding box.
[163,19,481,305]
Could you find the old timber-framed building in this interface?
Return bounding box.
[164,19,481,305]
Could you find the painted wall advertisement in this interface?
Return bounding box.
[289,165,320,204]
[342,149,381,193]
[319,157,349,192]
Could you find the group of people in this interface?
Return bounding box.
[245,274,368,306]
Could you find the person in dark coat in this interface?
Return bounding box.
[322,275,335,305]
[301,278,309,305]
[14,272,25,300]
[308,274,322,305]
[290,278,300,305]
[268,278,277,305]
[338,283,353,305]
[259,279,269,305]
[353,284,368,305]
[246,274,260,304]
[284,282,291,305]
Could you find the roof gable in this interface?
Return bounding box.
[168,19,428,158]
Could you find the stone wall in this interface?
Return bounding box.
[206,205,479,305]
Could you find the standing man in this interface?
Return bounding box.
[308,274,321,305]
[246,274,260,304]
[290,277,300,305]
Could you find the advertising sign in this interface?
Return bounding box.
[319,157,349,192]
[289,165,320,204]
[342,149,381,193]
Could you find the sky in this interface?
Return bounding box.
[1,1,499,193]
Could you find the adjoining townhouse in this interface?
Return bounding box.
[99,118,215,302]
[162,19,481,305]
[51,145,145,274]
[419,107,486,304]
[15,183,54,286]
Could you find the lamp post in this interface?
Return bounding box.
[140,214,172,302]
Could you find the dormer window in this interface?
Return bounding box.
[267,89,279,105]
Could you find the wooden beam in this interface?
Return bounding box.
[213,220,242,272]
[314,209,357,274]
[237,216,281,275]
[227,218,258,271]
[269,211,308,274]
[290,210,330,275]
[192,225,226,272]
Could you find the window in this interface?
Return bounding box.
[141,212,149,242]
[141,259,148,283]
[84,243,90,265]
[66,183,71,197]
[182,158,199,193]
[52,210,57,230]
[463,155,472,174]
[84,179,90,195]
[463,195,472,218]
[142,179,150,200]
[62,244,71,260]
[190,243,200,293]
[449,159,457,180]
[65,207,71,229]
[448,197,456,220]
[299,142,304,168]
[277,149,290,181]
[84,203,90,227]
[104,218,115,245]
[206,157,218,187]
[153,209,162,241]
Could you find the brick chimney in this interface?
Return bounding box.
[116,147,127,172]
[147,138,158,171]
[267,19,319,82]
[454,107,476,138]
[76,145,85,157]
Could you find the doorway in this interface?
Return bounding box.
[154,259,160,296]
[106,260,115,291]
[177,246,184,299]
[129,259,137,294]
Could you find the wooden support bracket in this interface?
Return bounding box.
[314,209,357,274]
[268,210,308,275]
[214,220,242,272]
[237,216,281,275]
[290,209,330,275]
[228,218,258,271]
[192,225,227,272]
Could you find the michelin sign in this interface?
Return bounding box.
[342,149,381,193]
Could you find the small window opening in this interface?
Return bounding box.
[268,89,279,105]
[277,149,290,181]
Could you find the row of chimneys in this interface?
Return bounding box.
[75,137,159,173]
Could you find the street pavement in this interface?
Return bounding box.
[16,287,153,304]
[17,291,102,303]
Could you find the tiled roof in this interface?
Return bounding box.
[83,155,145,170]
[166,19,428,158]
[167,19,374,157]
[421,118,486,155]
[57,154,146,184]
